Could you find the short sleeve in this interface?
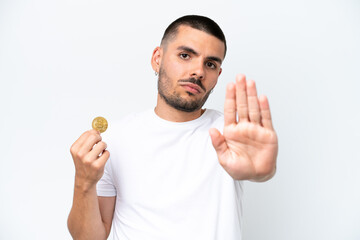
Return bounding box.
[96,158,117,197]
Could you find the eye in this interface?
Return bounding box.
[206,62,216,69]
[179,53,190,59]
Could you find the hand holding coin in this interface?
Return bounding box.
[92,117,108,133]
[69,117,110,191]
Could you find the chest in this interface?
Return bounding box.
[108,130,226,206]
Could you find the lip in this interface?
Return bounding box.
[179,83,202,94]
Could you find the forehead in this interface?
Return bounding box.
[165,25,225,59]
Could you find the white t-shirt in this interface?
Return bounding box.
[97,109,244,240]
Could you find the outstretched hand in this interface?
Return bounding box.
[209,74,278,181]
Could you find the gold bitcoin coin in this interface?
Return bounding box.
[92,117,108,133]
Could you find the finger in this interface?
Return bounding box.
[235,74,249,122]
[88,141,107,159]
[70,129,99,155]
[78,130,102,155]
[259,95,274,130]
[93,150,110,170]
[224,83,237,126]
[209,128,228,158]
[247,80,261,124]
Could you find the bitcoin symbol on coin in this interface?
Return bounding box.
[92,117,108,133]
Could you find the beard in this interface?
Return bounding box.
[157,67,213,112]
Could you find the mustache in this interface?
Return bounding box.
[178,78,206,92]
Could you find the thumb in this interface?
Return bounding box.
[209,128,228,157]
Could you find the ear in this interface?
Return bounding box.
[218,67,222,76]
[151,47,162,73]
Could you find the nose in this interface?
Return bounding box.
[190,59,205,80]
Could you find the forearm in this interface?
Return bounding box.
[67,181,107,240]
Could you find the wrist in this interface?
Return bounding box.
[74,176,97,194]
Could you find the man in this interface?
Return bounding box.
[68,15,278,240]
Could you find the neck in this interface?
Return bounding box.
[154,94,205,122]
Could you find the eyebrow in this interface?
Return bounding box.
[177,45,223,65]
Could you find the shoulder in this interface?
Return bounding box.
[199,108,224,131]
[204,108,223,123]
[205,108,223,119]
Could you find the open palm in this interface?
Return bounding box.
[209,74,278,181]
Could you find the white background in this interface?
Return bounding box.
[1,0,359,239]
